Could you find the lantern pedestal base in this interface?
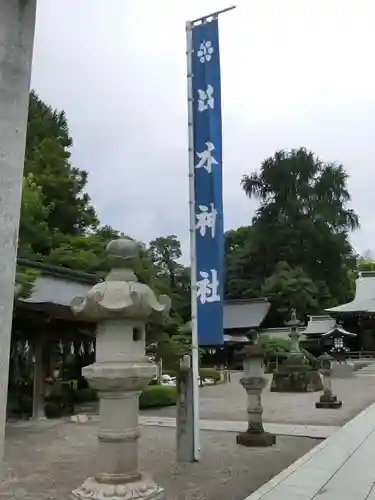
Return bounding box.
[315,393,342,409]
[236,431,276,448]
[71,476,165,500]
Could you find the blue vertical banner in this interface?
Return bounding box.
[191,19,224,346]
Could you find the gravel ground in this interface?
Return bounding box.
[145,372,375,426]
[0,420,317,500]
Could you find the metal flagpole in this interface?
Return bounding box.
[190,5,236,24]
[186,19,201,462]
[186,5,236,462]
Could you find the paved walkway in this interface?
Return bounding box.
[146,372,375,426]
[0,420,317,500]
[244,400,375,499]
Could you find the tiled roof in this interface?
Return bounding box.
[326,272,375,314]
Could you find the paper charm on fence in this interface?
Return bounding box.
[58,340,64,355]
[197,269,220,305]
[195,142,218,174]
[196,203,217,238]
[197,85,214,112]
[70,342,75,355]
[197,40,214,63]
[79,342,85,356]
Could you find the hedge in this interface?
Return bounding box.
[72,388,98,404]
[199,368,221,382]
[164,367,221,382]
[139,385,177,409]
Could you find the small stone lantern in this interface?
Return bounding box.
[70,238,170,500]
[236,344,276,447]
[315,353,342,409]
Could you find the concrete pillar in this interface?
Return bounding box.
[236,345,276,447]
[0,0,37,466]
[70,238,170,500]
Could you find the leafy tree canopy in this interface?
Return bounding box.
[148,235,190,323]
[224,148,359,321]
[24,91,98,254]
[261,261,318,323]
[20,93,363,340]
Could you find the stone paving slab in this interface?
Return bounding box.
[146,373,375,426]
[243,401,375,499]
[0,420,317,500]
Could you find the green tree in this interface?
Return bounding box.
[261,261,319,322]
[19,174,53,258]
[24,91,98,253]
[148,235,190,322]
[15,267,39,299]
[239,148,358,310]
[149,235,182,288]
[357,251,375,272]
[259,335,292,354]
[44,233,109,272]
[44,230,163,288]
[15,174,51,298]
[21,93,191,328]
[224,226,259,299]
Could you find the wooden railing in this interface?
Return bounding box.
[345,351,375,360]
[264,351,375,374]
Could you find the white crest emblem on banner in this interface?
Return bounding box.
[197,40,214,63]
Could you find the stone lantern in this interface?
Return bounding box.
[70,238,171,500]
[287,309,303,353]
[236,343,276,447]
[271,309,323,392]
[315,353,342,409]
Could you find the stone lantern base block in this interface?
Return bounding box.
[71,476,165,500]
[315,394,342,409]
[236,431,276,447]
[271,370,323,393]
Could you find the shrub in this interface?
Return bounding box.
[139,385,177,409]
[72,388,98,404]
[164,367,221,382]
[199,368,221,383]
[259,335,292,353]
[300,348,320,369]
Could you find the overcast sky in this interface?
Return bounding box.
[31,0,375,261]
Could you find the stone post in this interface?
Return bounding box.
[315,354,342,409]
[0,0,37,468]
[236,345,276,447]
[70,238,170,500]
[176,355,194,463]
[32,335,46,419]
